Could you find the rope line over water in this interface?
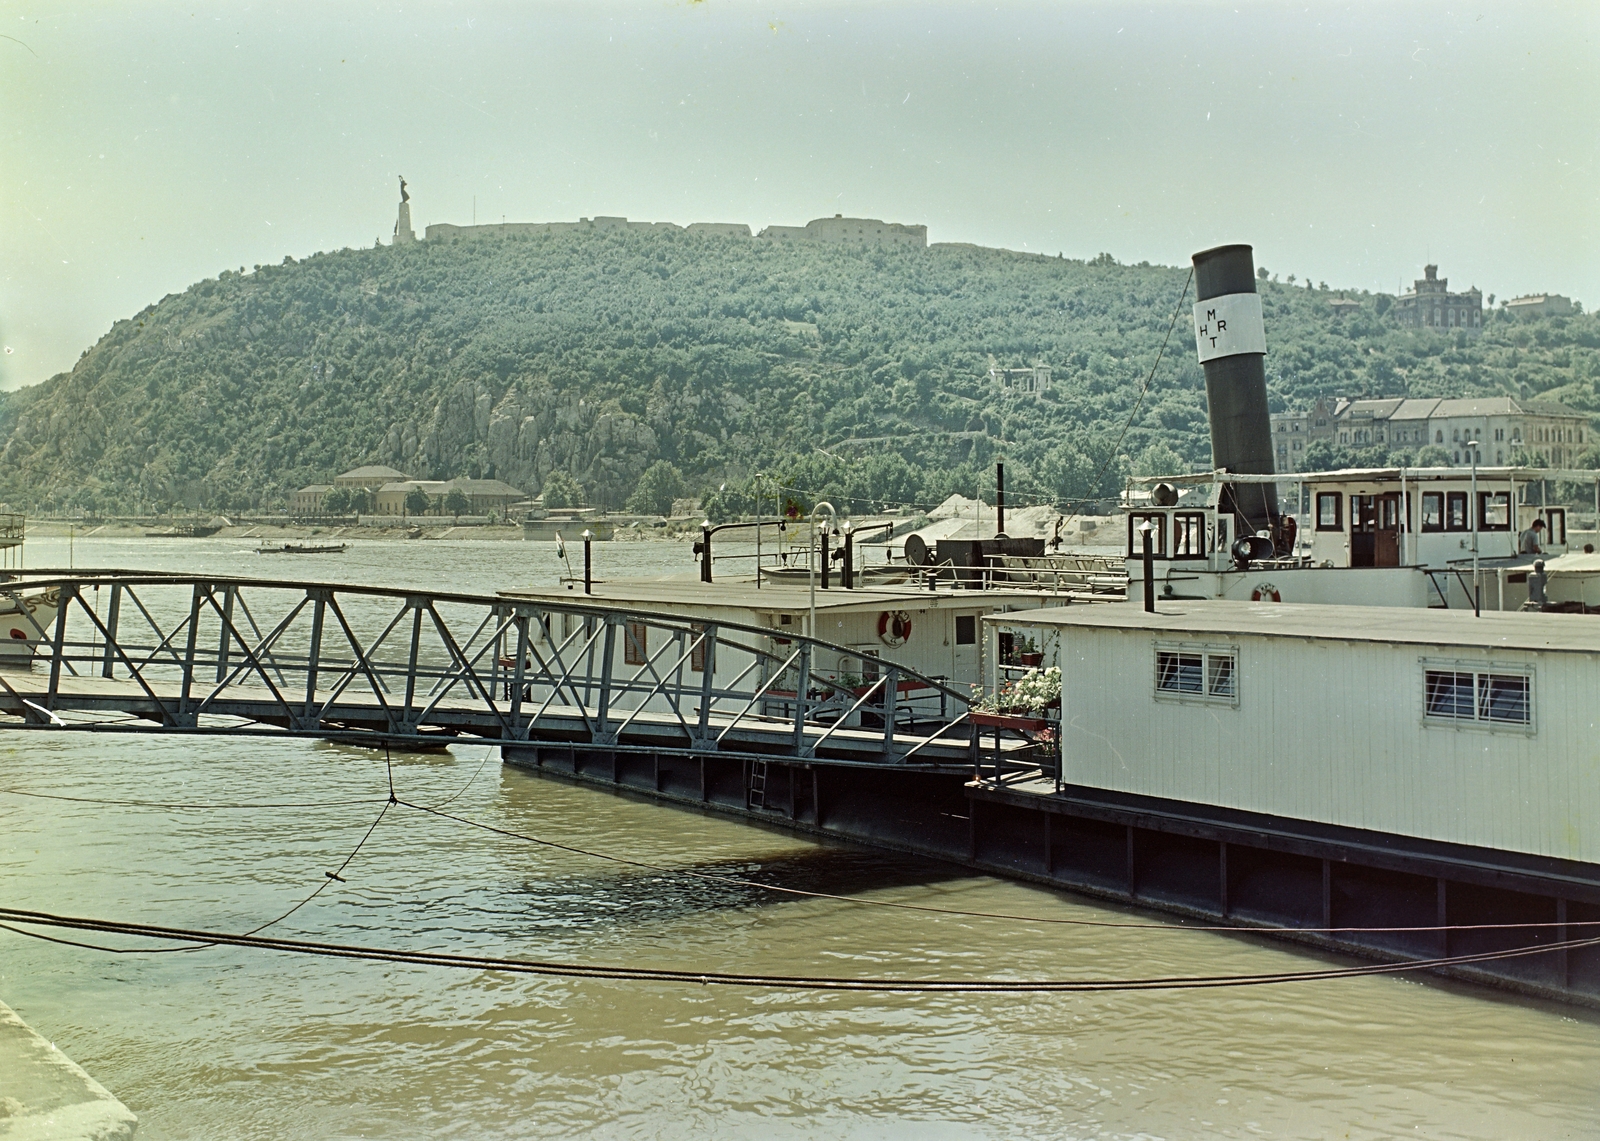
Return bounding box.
[1,904,1594,994]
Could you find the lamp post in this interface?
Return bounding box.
[1468,439,1481,616]
[582,529,593,595]
[808,501,835,640]
[841,520,855,589]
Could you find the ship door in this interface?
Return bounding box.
[1375,493,1402,566]
[952,612,979,687]
[1544,508,1567,551]
[1350,494,1401,567]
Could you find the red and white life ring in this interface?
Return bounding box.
[877,610,913,646]
[1250,583,1282,603]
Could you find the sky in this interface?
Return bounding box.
[2,0,1596,391]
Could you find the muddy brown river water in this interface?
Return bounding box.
[2,536,1597,1138]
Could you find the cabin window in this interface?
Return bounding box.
[1546,509,1567,544]
[1155,644,1238,705]
[1424,666,1532,729]
[1421,492,1445,532]
[1478,492,1511,532]
[955,615,976,645]
[690,623,708,672]
[1172,512,1207,557]
[1315,493,1342,531]
[1445,492,1469,531]
[1126,513,1167,557]
[624,620,648,665]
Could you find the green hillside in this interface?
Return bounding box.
[1,229,1596,517]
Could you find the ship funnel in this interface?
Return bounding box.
[1192,244,1278,536]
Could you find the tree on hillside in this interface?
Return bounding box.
[1132,443,1187,477]
[541,470,581,510]
[403,487,430,517]
[443,487,470,519]
[6,226,1597,514]
[625,461,685,517]
[1300,440,1337,472]
[1414,444,1453,467]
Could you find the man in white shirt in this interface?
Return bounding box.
[1518,519,1545,555]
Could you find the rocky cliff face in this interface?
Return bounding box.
[382,377,659,504]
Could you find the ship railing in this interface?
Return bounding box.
[989,554,1128,594]
[0,571,985,771]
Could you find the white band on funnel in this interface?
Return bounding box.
[1193,292,1266,362]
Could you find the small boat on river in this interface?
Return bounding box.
[255,542,348,555]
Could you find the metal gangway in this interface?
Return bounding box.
[0,571,995,774]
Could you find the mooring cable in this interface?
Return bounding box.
[1,903,1595,994]
[0,786,385,811]
[0,757,399,956]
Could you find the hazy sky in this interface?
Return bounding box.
[3,1,1596,390]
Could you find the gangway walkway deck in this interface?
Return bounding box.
[0,572,1015,775]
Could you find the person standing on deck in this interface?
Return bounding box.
[1519,518,1545,555]
[1522,559,1550,611]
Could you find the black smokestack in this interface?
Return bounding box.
[1192,244,1278,535]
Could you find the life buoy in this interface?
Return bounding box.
[1250,583,1282,603]
[8,628,26,640]
[877,610,913,646]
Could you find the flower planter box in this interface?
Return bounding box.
[970,711,1051,732]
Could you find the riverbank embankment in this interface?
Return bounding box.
[0,998,136,1139]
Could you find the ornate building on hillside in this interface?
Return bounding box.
[1393,265,1481,334]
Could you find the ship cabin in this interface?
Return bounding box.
[984,599,1600,1002]
[496,579,1068,728]
[1122,467,1597,610]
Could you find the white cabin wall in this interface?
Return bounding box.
[1059,628,1600,862]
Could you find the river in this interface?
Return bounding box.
[2,535,1597,1139]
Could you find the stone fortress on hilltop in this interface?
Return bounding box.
[391,183,926,249]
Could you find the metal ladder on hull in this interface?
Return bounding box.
[747,760,769,809]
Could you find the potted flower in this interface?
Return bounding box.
[971,666,1062,728]
[1016,635,1044,667]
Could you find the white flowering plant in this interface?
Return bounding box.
[972,666,1061,714]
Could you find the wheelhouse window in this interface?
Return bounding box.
[1445,492,1468,532]
[1421,492,1444,532]
[1155,644,1238,706]
[1172,512,1207,557]
[1478,491,1511,532]
[1315,493,1343,531]
[1424,665,1532,729]
[1126,513,1167,558]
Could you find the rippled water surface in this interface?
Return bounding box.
[3,537,1598,1139]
